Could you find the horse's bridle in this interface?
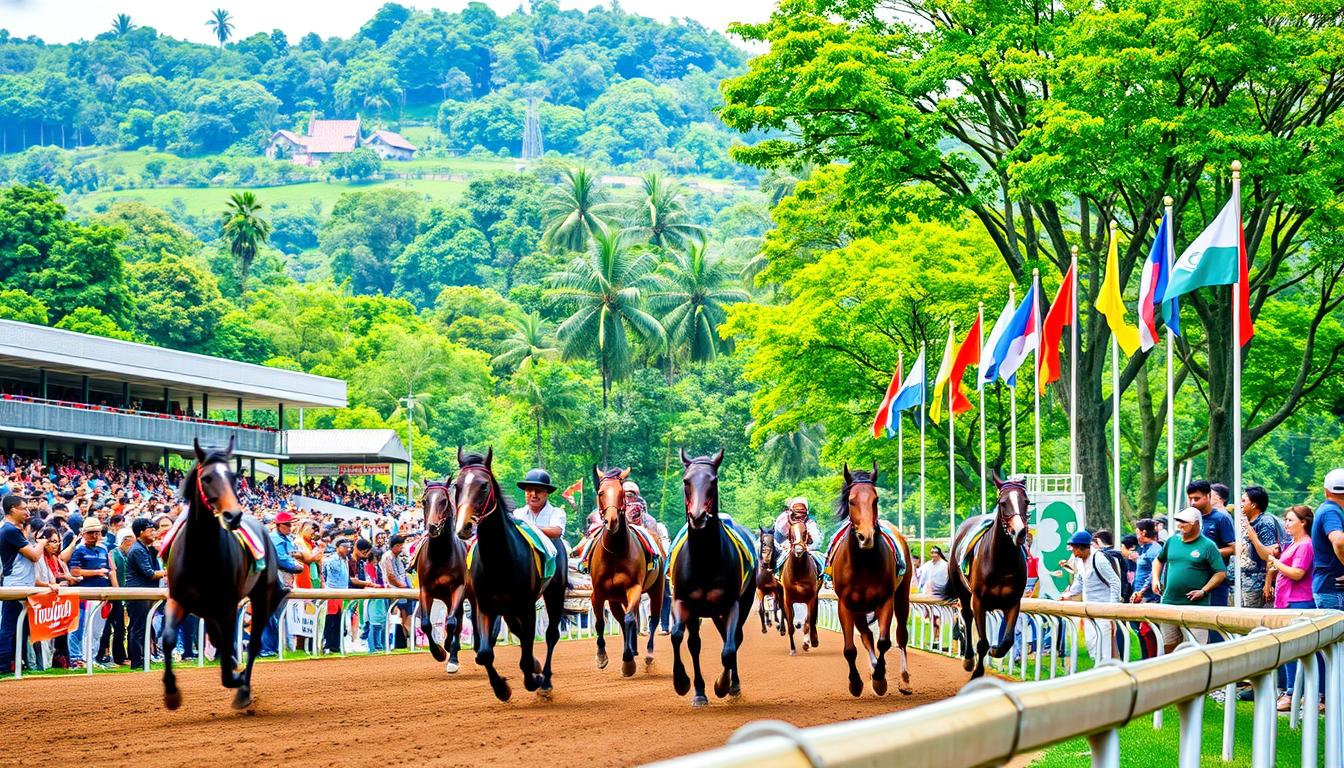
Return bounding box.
[456,466,498,525]
[195,461,232,516]
[998,481,1029,535]
[423,481,450,537]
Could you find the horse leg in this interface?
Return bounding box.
[421,589,445,664]
[724,591,750,697]
[670,600,691,697]
[644,576,663,667]
[782,595,797,656]
[161,600,184,710]
[234,594,269,711]
[474,608,511,702]
[758,588,768,634]
[992,602,1021,659]
[807,592,820,650]
[540,576,563,696]
[510,616,543,694]
[959,599,976,673]
[687,616,708,707]
[856,611,884,696]
[873,598,896,697]
[774,587,785,636]
[213,614,244,690]
[894,590,912,695]
[621,585,643,677]
[592,594,608,670]
[445,586,465,673]
[839,605,863,697]
[971,599,990,679]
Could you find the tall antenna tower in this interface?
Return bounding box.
[522,97,544,161]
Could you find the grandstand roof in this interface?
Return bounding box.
[0,319,346,409]
[283,429,410,465]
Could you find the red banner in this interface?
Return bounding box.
[26,591,80,641]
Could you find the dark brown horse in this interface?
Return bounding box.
[829,463,913,697]
[754,527,784,636]
[946,474,1029,679]
[780,518,821,655]
[415,480,468,674]
[588,466,666,676]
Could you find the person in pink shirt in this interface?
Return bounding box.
[1268,504,1316,711]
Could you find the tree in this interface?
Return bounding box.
[757,422,824,483]
[393,209,491,307]
[331,147,382,181]
[54,306,136,341]
[0,289,49,325]
[464,173,544,290]
[130,253,230,351]
[493,311,559,373]
[546,228,666,461]
[512,360,585,467]
[322,189,423,296]
[623,172,704,250]
[649,243,749,366]
[206,9,234,49]
[220,191,271,303]
[721,0,1344,525]
[110,14,136,38]
[541,164,608,253]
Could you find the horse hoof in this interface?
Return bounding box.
[429,645,447,663]
[231,688,252,711]
[872,677,888,697]
[802,641,810,652]
[848,678,864,698]
[899,685,913,696]
[538,686,553,701]
[445,661,459,674]
[714,673,731,698]
[163,690,182,711]
[789,650,796,657]
[730,682,741,698]
[596,653,608,670]
[673,673,691,696]
[962,658,975,672]
[621,659,637,677]
[644,655,655,671]
[491,678,512,702]
[692,695,709,708]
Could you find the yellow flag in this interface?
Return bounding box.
[1094,227,1141,355]
[928,326,955,424]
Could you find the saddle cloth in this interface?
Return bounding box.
[667,517,757,594]
[159,515,265,571]
[574,522,666,575]
[955,517,996,576]
[467,515,557,581]
[775,550,826,579]
[825,521,906,578]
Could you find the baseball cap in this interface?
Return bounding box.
[1174,507,1202,524]
[1325,468,1344,494]
[131,517,154,537]
[274,510,296,524]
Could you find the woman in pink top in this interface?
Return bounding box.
[1268,504,1316,710]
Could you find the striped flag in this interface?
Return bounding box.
[1162,197,1254,346]
[980,294,1015,388]
[890,349,926,414]
[1138,215,1171,351]
[872,362,902,439]
[995,282,1038,383]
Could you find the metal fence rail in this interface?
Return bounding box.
[0,398,280,455]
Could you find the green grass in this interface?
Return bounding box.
[12,646,421,679]
[69,177,468,218]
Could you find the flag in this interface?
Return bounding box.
[928,327,956,424]
[1138,215,1171,351]
[1162,197,1254,346]
[890,348,926,414]
[1037,262,1076,395]
[995,281,1038,382]
[1094,229,1141,355]
[948,314,981,415]
[872,362,902,439]
[980,294,1015,388]
[560,479,583,505]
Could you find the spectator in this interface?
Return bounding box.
[1311,469,1344,611]
[103,527,135,667]
[0,495,41,675]
[1152,507,1227,653]
[381,535,413,649]
[64,515,118,668]
[261,511,304,658]
[1059,530,1122,660]
[919,546,950,649]
[1189,479,1234,609]
[322,539,351,653]
[125,518,165,669]
[1129,519,1162,658]
[358,539,388,653]
[1237,485,1286,608]
[1269,504,1317,711]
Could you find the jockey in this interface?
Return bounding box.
[623,481,668,556]
[773,497,822,553]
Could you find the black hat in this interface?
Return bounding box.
[516,468,556,493]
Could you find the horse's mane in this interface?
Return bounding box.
[833,469,875,522]
[458,453,516,514]
[597,467,624,481]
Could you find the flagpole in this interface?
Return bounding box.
[978,302,986,515]
[1069,245,1079,495]
[920,342,927,557]
[948,321,956,547]
[1110,221,1123,537]
[898,348,905,536]
[1164,195,1176,534]
[1033,268,1042,480]
[1231,160,1244,610]
[1009,283,1017,476]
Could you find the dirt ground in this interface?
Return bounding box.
[3,628,970,767]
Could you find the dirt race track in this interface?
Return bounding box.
[6,629,970,767]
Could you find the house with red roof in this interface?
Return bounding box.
[265,116,417,165]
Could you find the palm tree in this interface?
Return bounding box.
[512,363,585,467]
[110,14,135,37]
[492,312,558,373]
[206,9,234,49]
[221,192,270,302]
[623,172,705,250]
[541,165,609,253]
[756,422,825,483]
[547,228,666,462]
[363,92,390,117]
[648,243,750,365]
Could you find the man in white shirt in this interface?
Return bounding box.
[1060,530,1121,660]
[514,468,566,543]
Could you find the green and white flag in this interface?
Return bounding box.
[1161,196,1253,345]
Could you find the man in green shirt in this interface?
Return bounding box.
[1152,507,1227,653]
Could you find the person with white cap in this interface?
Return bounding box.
[622,480,668,554]
[1151,506,1227,653]
[772,497,822,555]
[1310,468,1344,610]
[63,515,118,668]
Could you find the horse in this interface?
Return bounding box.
[587,466,666,676]
[414,480,468,674]
[668,448,757,708]
[754,527,785,636]
[160,437,287,711]
[780,518,822,656]
[451,447,568,702]
[829,463,913,697]
[946,473,1030,679]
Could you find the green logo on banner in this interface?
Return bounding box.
[1034,500,1082,596]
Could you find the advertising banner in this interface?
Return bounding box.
[26,591,80,641]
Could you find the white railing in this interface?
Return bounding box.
[1025,473,1083,497]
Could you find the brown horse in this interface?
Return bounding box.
[414,480,468,673]
[946,474,1029,679]
[780,518,821,655]
[587,466,666,676]
[754,527,784,636]
[829,463,913,697]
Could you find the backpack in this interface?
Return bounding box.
[1096,548,1132,602]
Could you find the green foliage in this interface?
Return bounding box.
[220,191,272,299]
[649,243,749,364]
[322,188,424,296]
[0,288,48,324]
[96,201,203,263]
[541,164,608,253]
[53,306,136,340]
[330,147,382,181]
[393,207,490,305]
[130,253,229,350]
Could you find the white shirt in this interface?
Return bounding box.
[514,502,566,539]
[918,559,949,595]
[772,512,822,549]
[1063,550,1121,603]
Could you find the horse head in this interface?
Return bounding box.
[838,462,879,550]
[188,436,244,530]
[422,480,452,538]
[452,447,498,541]
[595,465,630,533]
[680,448,723,530]
[757,526,777,570]
[993,471,1030,548]
[789,519,810,558]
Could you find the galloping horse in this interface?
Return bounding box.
[668,449,757,707]
[587,466,666,676]
[947,474,1030,679]
[161,438,287,711]
[829,463,913,697]
[754,527,784,635]
[415,480,468,673]
[780,518,822,655]
[452,448,567,702]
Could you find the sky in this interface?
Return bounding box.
[0,0,777,47]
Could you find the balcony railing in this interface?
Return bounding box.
[0,397,281,455]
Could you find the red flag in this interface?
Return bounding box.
[560,479,583,505]
[26,590,79,641]
[1038,262,1076,395]
[948,314,981,416]
[1238,224,1254,347]
[871,362,902,439]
